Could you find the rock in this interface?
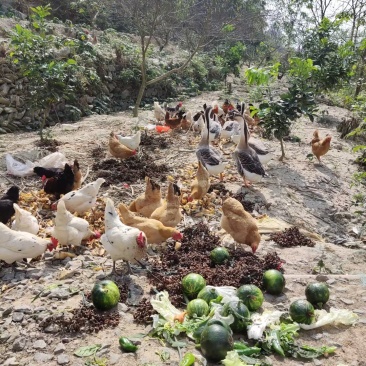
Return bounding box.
[4,357,19,366]
[34,353,53,363]
[0,96,11,105]
[33,339,47,349]
[12,312,24,322]
[48,287,71,300]
[0,332,11,343]
[12,337,26,352]
[2,307,13,318]
[313,359,322,366]
[14,305,33,314]
[315,274,329,282]
[44,323,60,333]
[340,298,354,305]
[57,354,70,365]
[54,342,66,354]
[109,352,122,365]
[118,303,129,313]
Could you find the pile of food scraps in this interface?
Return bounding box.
[146,222,284,308]
[270,227,316,248]
[139,130,174,150]
[92,153,170,185]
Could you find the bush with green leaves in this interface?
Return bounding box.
[247,59,318,160]
[302,17,355,91]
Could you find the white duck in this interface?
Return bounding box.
[231,110,266,186]
[196,107,228,180]
[11,204,39,235]
[51,200,100,248]
[0,223,57,264]
[100,198,148,274]
[59,178,105,214]
[117,130,141,150]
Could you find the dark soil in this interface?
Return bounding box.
[146,222,284,309]
[92,152,170,185]
[140,131,173,150]
[270,227,316,248]
[35,138,61,152]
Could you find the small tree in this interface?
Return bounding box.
[247,59,318,160]
[116,0,250,117]
[9,5,79,141]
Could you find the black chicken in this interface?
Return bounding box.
[0,186,20,224]
[33,166,63,179]
[43,163,75,198]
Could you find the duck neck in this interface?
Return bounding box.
[237,116,249,149]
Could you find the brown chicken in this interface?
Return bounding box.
[109,132,137,159]
[118,202,183,244]
[150,182,182,227]
[188,161,210,201]
[72,159,82,190]
[220,197,261,253]
[311,130,332,164]
[222,99,235,114]
[164,110,184,130]
[129,177,163,217]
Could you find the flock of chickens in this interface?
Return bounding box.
[0,99,332,275]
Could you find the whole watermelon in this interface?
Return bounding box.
[237,284,264,311]
[305,282,330,309]
[91,280,120,311]
[289,299,315,325]
[263,269,286,295]
[182,273,206,299]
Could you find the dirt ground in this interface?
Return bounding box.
[0,81,365,366]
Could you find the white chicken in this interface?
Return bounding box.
[117,130,141,151]
[192,112,205,133]
[59,178,105,214]
[154,101,166,122]
[100,198,148,274]
[11,203,39,235]
[51,200,100,248]
[0,223,58,264]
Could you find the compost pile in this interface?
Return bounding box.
[147,222,284,308]
[40,303,120,334]
[140,131,173,150]
[92,153,169,185]
[270,227,316,248]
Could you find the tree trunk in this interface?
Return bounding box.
[279,137,285,161]
[133,37,147,117]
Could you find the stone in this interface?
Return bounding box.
[54,343,66,354]
[48,287,70,300]
[57,354,70,365]
[315,274,329,282]
[14,305,33,314]
[12,312,24,323]
[34,353,53,363]
[118,303,128,313]
[4,357,19,366]
[313,360,322,366]
[0,332,11,343]
[44,324,60,333]
[340,298,354,305]
[2,307,13,318]
[109,352,121,365]
[33,339,47,349]
[12,337,26,352]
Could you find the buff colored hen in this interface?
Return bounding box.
[311,130,332,164]
[188,161,210,201]
[220,197,261,253]
[109,132,136,159]
[129,177,163,217]
[150,182,182,227]
[118,202,183,244]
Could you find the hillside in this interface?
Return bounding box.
[0,73,365,366]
